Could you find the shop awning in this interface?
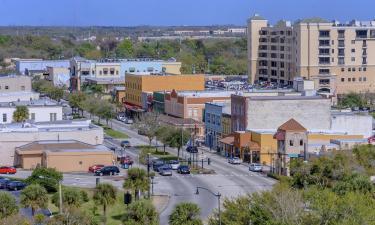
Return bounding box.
[219,136,234,146]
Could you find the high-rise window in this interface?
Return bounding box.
[2,114,6,123]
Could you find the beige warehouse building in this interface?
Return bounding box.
[15,140,114,172]
[248,15,375,95]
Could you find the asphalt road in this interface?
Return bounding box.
[4,113,276,224]
[98,116,276,224]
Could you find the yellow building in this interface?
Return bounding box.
[221,128,365,166]
[124,74,205,107]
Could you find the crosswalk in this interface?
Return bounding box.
[154,173,265,180]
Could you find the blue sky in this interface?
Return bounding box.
[0,0,374,26]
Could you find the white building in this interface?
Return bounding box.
[0,120,103,165]
[0,99,63,124]
[331,111,373,138]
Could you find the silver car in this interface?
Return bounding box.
[228,157,241,164]
[249,163,263,172]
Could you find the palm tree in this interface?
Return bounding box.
[123,168,150,200]
[0,192,18,219]
[13,105,29,122]
[169,202,203,225]
[20,184,48,216]
[122,200,158,225]
[93,183,117,225]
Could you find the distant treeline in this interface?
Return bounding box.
[0,34,247,75]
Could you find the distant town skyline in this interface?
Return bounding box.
[0,0,374,26]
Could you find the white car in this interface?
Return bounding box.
[228,157,241,164]
[249,163,263,172]
[169,160,180,170]
[125,119,134,124]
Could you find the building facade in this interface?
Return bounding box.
[248,15,375,94]
[164,90,233,121]
[0,99,63,124]
[0,75,32,93]
[231,95,332,131]
[16,59,70,75]
[124,74,205,108]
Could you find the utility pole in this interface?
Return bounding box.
[58,180,62,214]
[147,153,151,199]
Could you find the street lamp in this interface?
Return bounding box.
[195,186,221,225]
[39,176,62,214]
[147,153,151,199]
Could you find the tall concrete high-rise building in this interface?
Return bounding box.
[247,14,375,95]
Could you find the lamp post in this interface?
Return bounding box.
[147,153,151,199]
[195,186,221,225]
[39,176,62,214]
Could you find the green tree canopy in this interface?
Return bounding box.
[25,167,63,192]
[339,93,366,108]
[93,183,117,225]
[116,39,134,58]
[169,202,202,225]
[52,187,88,209]
[12,105,29,122]
[122,200,158,225]
[0,192,18,219]
[123,167,150,200]
[20,184,48,216]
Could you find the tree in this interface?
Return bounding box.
[339,93,366,108]
[0,192,18,219]
[52,187,88,209]
[122,200,158,225]
[133,112,160,146]
[0,215,30,225]
[12,105,29,122]
[96,100,115,126]
[68,92,86,116]
[169,202,202,225]
[93,183,117,225]
[20,184,48,216]
[116,39,134,58]
[167,128,190,159]
[123,168,150,200]
[155,126,173,154]
[47,208,96,225]
[25,167,63,192]
[82,96,99,119]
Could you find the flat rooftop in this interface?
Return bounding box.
[0,99,60,107]
[247,95,323,101]
[16,140,110,153]
[176,90,236,98]
[0,120,101,133]
[85,77,124,84]
[0,91,39,97]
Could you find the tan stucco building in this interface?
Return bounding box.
[124,74,205,107]
[248,15,375,94]
[15,140,114,172]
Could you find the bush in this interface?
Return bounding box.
[25,167,63,192]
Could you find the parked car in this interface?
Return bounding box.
[159,166,173,176]
[120,140,131,148]
[152,160,165,172]
[228,157,241,165]
[121,156,134,165]
[249,163,263,172]
[88,164,105,173]
[177,165,191,174]
[0,178,11,189]
[94,166,120,176]
[186,146,198,153]
[0,166,16,174]
[169,160,180,170]
[6,181,26,191]
[125,119,133,124]
[138,129,146,135]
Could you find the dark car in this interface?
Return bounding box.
[6,181,26,191]
[186,146,198,153]
[94,166,120,176]
[177,165,191,174]
[152,160,165,172]
[0,178,10,189]
[121,156,134,165]
[120,140,131,148]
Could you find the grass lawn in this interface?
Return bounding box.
[104,128,129,139]
[93,121,129,139]
[48,188,127,225]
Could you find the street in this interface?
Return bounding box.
[5,114,276,224]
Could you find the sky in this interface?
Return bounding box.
[0,0,374,26]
